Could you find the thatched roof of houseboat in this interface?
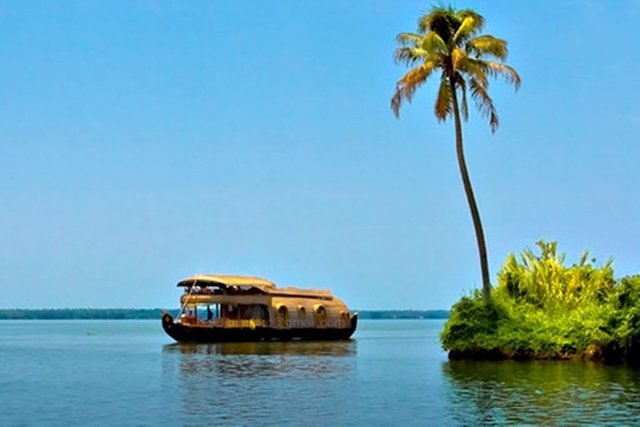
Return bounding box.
[177,274,276,291]
[177,274,334,300]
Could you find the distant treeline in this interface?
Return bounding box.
[358,310,449,319]
[0,309,171,320]
[0,309,448,320]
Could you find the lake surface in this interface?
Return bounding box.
[1,319,640,425]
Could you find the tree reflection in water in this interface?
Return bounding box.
[443,360,640,424]
[161,341,357,424]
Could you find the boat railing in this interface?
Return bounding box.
[180,317,266,329]
[222,318,265,329]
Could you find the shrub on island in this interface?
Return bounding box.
[441,241,640,362]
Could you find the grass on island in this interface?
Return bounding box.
[441,241,640,362]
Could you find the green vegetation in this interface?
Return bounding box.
[0,309,448,320]
[441,241,640,362]
[391,5,520,300]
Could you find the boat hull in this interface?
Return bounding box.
[162,313,358,343]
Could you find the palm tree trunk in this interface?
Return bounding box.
[449,77,492,300]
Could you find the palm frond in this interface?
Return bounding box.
[467,35,508,60]
[452,14,483,44]
[456,9,485,32]
[391,61,437,117]
[469,78,499,132]
[393,46,430,66]
[456,57,489,87]
[395,32,424,47]
[483,61,522,90]
[434,78,453,121]
[451,47,467,72]
[422,32,448,55]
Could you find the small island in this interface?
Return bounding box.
[441,241,640,363]
[388,5,639,365]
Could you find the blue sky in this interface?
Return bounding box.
[1,0,639,309]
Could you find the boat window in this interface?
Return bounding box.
[276,305,289,328]
[242,304,267,320]
[314,305,327,328]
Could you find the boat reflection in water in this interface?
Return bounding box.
[162,341,357,378]
[163,340,356,357]
[161,340,358,423]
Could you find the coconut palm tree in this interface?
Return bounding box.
[391,6,520,300]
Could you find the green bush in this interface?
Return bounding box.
[441,241,637,361]
[604,275,640,360]
[496,241,614,309]
[440,291,507,356]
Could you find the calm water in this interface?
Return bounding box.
[1,319,640,425]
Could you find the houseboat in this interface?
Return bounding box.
[162,274,358,343]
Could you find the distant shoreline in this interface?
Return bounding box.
[0,308,449,320]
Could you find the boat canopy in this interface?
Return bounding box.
[177,274,276,291]
[176,274,334,299]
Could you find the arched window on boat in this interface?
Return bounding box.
[276,304,289,328]
[314,305,327,328]
[297,305,307,328]
[340,310,349,328]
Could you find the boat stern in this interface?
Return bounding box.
[350,312,358,335]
